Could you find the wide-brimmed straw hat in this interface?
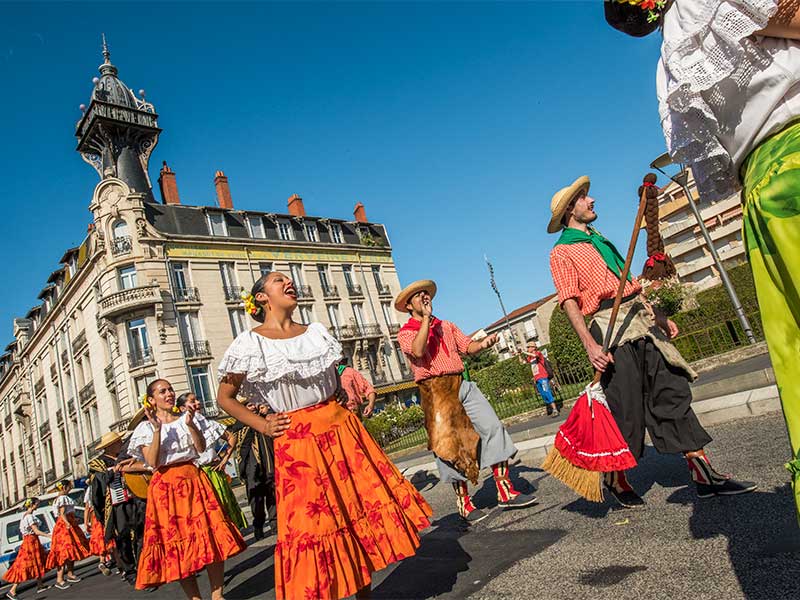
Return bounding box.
[95,431,123,450]
[394,280,437,312]
[547,175,590,234]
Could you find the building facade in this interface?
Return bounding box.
[656,170,746,289]
[0,44,412,508]
[475,294,558,361]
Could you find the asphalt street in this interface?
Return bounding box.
[5,411,797,600]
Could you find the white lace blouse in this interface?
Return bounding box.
[128,412,225,468]
[217,322,342,413]
[53,494,75,515]
[657,0,800,201]
[20,514,41,536]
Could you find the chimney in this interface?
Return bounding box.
[353,202,368,223]
[158,161,181,205]
[214,171,233,209]
[287,194,306,217]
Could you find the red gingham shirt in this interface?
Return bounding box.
[550,241,642,316]
[397,319,472,383]
[340,367,375,410]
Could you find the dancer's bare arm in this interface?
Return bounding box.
[562,299,614,372]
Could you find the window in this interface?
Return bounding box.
[118,265,138,290]
[133,376,149,399]
[289,263,304,285]
[84,403,100,443]
[381,302,395,326]
[330,223,344,244]
[327,304,341,329]
[219,262,238,299]
[247,216,266,239]
[112,219,129,238]
[304,223,318,242]
[523,319,537,341]
[127,318,150,359]
[259,263,272,277]
[372,266,383,289]
[342,264,355,288]
[43,439,54,472]
[171,262,189,292]
[208,212,227,236]
[317,265,331,291]
[229,309,247,337]
[178,312,202,344]
[190,367,215,413]
[299,305,314,325]
[278,220,294,241]
[352,303,365,327]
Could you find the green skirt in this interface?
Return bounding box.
[201,465,247,530]
[742,120,800,520]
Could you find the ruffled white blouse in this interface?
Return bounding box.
[657,0,800,201]
[20,514,41,536]
[53,494,75,514]
[217,322,343,413]
[128,412,225,468]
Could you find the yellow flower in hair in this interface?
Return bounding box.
[241,291,262,317]
[141,392,152,409]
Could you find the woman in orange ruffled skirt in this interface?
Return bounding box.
[3,497,51,598]
[83,484,116,576]
[129,379,246,599]
[218,271,432,600]
[45,480,90,590]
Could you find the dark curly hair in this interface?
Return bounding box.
[604,0,671,37]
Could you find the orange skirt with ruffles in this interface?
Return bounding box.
[89,517,115,556]
[274,401,432,600]
[4,535,48,583]
[135,462,247,590]
[45,513,90,569]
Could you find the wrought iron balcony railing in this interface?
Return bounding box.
[39,421,50,438]
[329,324,382,341]
[79,381,96,404]
[174,287,200,303]
[346,284,363,297]
[296,285,313,300]
[72,329,87,354]
[128,347,156,369]
[322,285,340,299]
[223,286,242,302]
[183,340,211,359]
[377,284,392,297]
[111,236,133,256]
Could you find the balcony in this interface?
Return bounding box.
[104,364,115,389]
[183,340,211,359]
[71,329,88,354]
[49,363,57,381]
[39,420,50,438]
[34,377,45,397]
[111,235,133,257]
[329,323,382,341]
[67,398,76,415]
[60,349,69,369]
[174,287,201,304]
[79,381,96,405]
[44,468,55,484]
[223,286,242,302]
[370,371,388,385]
[202,402,220,418]
[99,284,161,320]
[388,323,401,336]
[322,285,340,299]
[377,284,392,297]
[346,284,364,297]
[61,459,70,475]
[128,347,156,370]
[295,285,314,303]
[3,415,10,428]
[56,408,63,425]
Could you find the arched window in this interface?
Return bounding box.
[112,220,129,239]
[111,220,132,256]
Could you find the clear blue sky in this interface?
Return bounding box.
[0,1,667,340]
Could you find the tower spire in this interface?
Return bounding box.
[102,33,110,64]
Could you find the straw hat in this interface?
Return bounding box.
[547,175,590,234]
[394,280,437,312]
[95,431,123,450]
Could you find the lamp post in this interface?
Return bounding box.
[485,255,518,353]
[650,153,756,345]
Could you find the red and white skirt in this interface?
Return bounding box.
[89,517,115,556]
[45,513,90,569]
[274,400,432,600]
[135,462,247,589]
[4,534,47,583]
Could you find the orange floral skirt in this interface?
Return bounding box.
[89,517,115,556]
[45,513,90,569]
[4,535,47,583]
[135,462,247,590]
[274,401,432,600]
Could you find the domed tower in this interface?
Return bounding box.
[75,35,160,201]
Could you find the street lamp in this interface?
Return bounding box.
[650,153,756,345]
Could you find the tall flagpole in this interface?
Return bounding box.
[485,255,518,353]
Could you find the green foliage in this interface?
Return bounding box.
[645,280,686,316]
[471,357,532,403]
[547,306,590,372]
[362,403,424,446]
[463,350,498,373]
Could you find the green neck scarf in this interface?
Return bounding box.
[555,227,631,282]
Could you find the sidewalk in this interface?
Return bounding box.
[394,353,780,477]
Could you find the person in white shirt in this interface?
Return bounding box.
[45,480,89,590]
[2,497,50,599]
[217,271,432,600]
[605,0,800,520]
[128,379,246,599]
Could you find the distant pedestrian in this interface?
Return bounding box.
[520,340,559,418]
[45,480,89,590]
[2,497,50,599]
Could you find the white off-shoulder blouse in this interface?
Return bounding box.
[657,0,800,201]
[129,412,225,468]
[217,322,343,413]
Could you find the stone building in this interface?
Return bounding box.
[474,294,558,360]
[0,43,412,508]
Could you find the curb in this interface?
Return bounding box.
[395,384,781,479]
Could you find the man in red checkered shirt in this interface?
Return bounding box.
[396,280,537,524]
[548,175,755,507]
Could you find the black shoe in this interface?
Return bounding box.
[253,529,265,541]
[498,493,538,509]
[605,484,646,508]
[696,478,757,498]
[462,507,489,524]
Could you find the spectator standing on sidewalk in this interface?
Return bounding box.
[519,340,559,418]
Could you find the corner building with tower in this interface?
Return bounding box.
[0,42,414,508]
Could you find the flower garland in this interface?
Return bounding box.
[241,290,263,317]
[614,0,667,23]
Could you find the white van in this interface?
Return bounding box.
[0,488,89,580]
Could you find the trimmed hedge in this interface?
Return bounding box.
[548,306,590,372]
[363,403,424,446]
[471,357,532,403]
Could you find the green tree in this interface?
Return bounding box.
[464,349,498,373]
[548,306,590,372]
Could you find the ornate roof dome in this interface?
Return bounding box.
[90,35,154,113]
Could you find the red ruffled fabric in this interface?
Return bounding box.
[274,401,432,600]
[45,513,90,569]
[89,517,115,556]
[4,535,47,583]
[135,462,247,589]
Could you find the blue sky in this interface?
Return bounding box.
[0,1,667,339]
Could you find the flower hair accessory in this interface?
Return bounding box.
[241,290,263,317]
[613,0,667,22]
[23,497,36,509]
[141,392,152,410]
[55,480,68,492]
